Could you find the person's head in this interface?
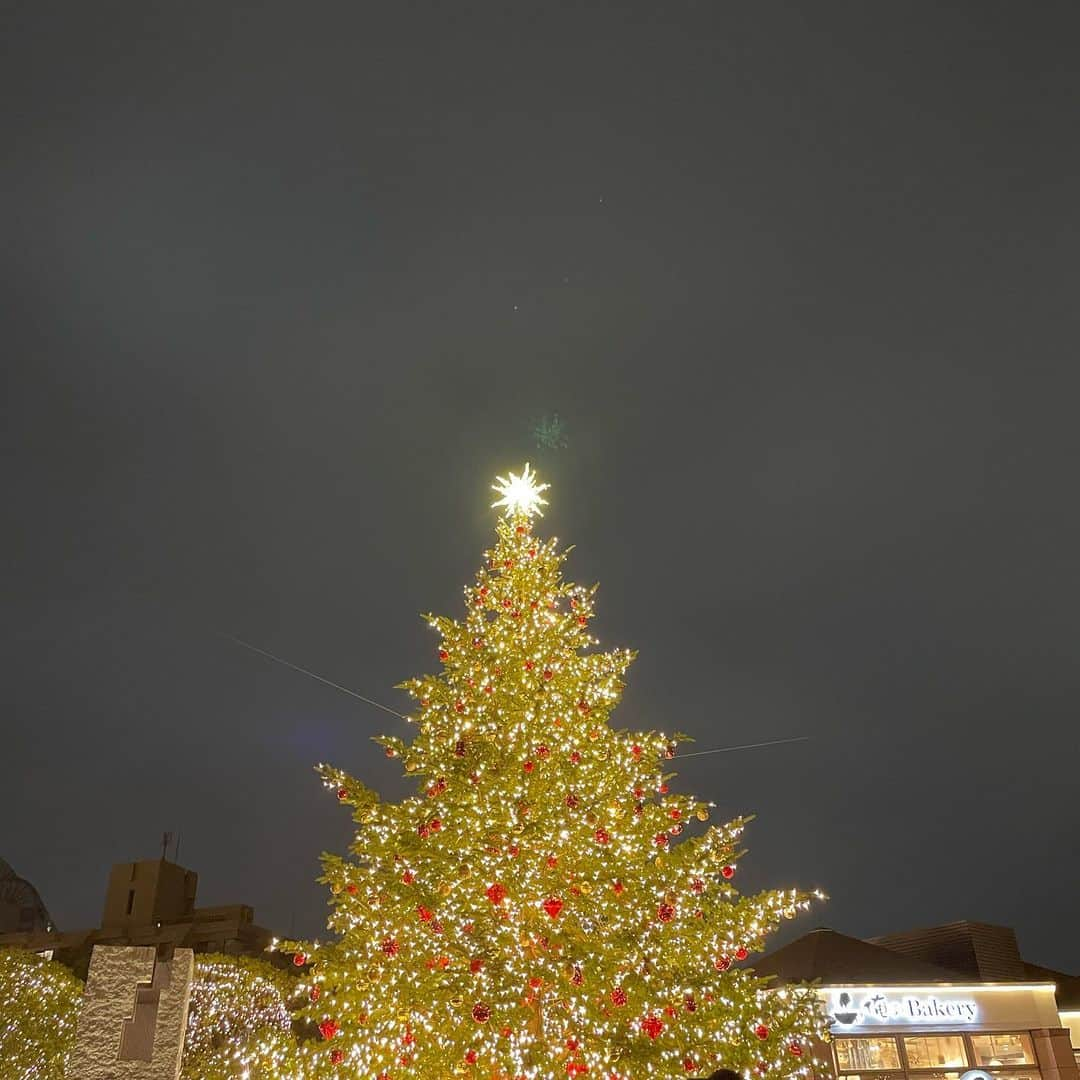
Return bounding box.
[706,1070,742,1080]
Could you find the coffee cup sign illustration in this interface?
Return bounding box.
[832,992,861,1025]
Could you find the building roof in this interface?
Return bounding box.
[870,921,1027,982]
[1024,961,1080,1011]
[756,923,1080,1016]
[754,927,967,986]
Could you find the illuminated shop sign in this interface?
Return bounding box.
[827,990,979,1027]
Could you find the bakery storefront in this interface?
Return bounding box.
[754,924,1080,1080]
[820,983,1071,1080]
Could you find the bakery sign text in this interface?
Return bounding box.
[828,990,979,1027]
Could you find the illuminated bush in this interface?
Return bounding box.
[183,953,300,1078]
[0,948,83,1080]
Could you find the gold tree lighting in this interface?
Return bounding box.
[290,467,827,1079]
[183,953,300,1079]
[0,948,83,1080]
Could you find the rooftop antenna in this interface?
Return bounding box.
[161,831,173,861]
[174,833,181,863]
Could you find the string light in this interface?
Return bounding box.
[286,466,829,1078]
[0,948,82,1080]
[2,466,830,1078]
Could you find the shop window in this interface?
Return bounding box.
[979,1072,1040,1080]
[833,1074,905,1080]
[835,1037,902,1072]
[903,1036,967,1070]
[970,1035,1036,1068]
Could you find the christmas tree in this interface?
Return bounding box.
[291,466,826,1079]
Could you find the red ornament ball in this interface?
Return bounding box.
[657,903,676,922]
[472,1002,492,1023]
[310,986,321,1001]
[714,955,732,971]
[486,882,508,905]
[789,1042,804,1057]
[330,1048,344,1065]
[735,947,749,961]
[293,953,307,967]
[721,865,736,879]
[438,649,449,661]
[381,937,399,956]
[336,787,348,801]
[465,1049,478,1064]
[319,1020,339,1040]
[611,986,628,1007]
[523,761,535,773]
[594,828,610,845]
[542,896,564,919]
[755,1024,770,1041]
[641,1015,665,1040]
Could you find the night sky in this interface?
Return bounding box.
[4,3,1079,972]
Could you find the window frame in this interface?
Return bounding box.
[833,1035,904,1073]
[968,1033,1037,1070]
[900,1033,969,1072]
[832,1032,1041,1080]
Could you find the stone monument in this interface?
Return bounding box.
[68,944,194,1080]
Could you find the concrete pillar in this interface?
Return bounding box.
[1032,1027,1080,1080]
[68,945,193,1080]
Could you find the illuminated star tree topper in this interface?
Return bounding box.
[491,461,550,518]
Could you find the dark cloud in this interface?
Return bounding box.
[2,1,1078,969]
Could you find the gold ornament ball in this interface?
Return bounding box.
[696,808,710,821]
